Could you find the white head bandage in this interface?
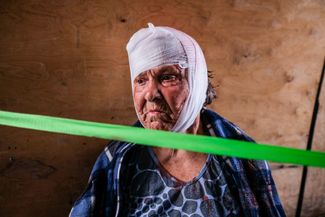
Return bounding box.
[126,23,208,133]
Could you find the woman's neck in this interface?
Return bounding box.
[152,115,208,182]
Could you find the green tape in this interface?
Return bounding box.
[0,110,325,168]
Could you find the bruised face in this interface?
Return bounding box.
[133,65,189,131]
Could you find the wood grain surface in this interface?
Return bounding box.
[0,1,324,216]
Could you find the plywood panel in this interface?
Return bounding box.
[0,0,324,216]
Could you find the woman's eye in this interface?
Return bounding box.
[160,74,177,81]
[135,78,146,85]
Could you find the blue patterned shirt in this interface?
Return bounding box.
[123,147,241,216]
[70,108,286,217]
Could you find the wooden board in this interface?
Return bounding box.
[0,1,324,216]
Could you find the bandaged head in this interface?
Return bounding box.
[126,23,208,133]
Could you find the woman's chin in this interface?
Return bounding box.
[145,121,173,131]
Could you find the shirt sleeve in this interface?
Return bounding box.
[69,148,116,217]
[242,159,286,217]
[218,117,286,216]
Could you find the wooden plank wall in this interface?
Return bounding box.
[0,1,324,216]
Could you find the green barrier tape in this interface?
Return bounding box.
[0,110,325,168]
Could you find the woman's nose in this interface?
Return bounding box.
[144,80,162,101]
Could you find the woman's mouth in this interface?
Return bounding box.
[147,110,164,115]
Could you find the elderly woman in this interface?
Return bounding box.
[70,24,285,217]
